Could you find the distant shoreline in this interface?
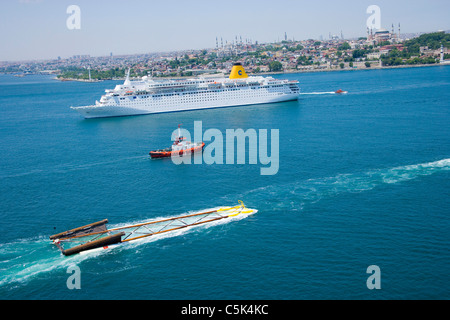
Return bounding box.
[5,62,447,82]
[265,61,450,76]
[57,78,106,82]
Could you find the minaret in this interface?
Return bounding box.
[216,37,218,48]
[391,24,394,41]
[441,44,445,63]
[398,23,401,41]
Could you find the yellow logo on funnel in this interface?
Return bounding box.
[229,63,248,79]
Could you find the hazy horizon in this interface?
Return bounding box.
[1,0,449,62]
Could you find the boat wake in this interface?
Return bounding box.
[0,207,252,287]
[229,158,450,212]
[0,237,67,287]
[0,155,148,179]
[300,91,336,95]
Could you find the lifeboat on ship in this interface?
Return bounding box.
[149,125,205,159]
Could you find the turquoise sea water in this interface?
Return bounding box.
[0,66,449,300]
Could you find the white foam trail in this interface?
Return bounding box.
[0,237,76,287]
[235,158,450,211]
[300,91,336,95]
[0,155,148,179]
[0,208,255,287]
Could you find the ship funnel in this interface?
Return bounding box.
[229,63,248,79]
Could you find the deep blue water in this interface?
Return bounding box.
[0,66,449,300]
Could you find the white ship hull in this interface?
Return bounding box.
[72,91,299,119]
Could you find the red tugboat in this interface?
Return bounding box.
[149,125,205,159]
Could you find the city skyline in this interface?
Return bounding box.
[1,0,450,62]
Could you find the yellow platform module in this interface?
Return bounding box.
[229,63,248,79]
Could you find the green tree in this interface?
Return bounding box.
[269,61,283,72]
[297,55,313,66]
[338,42,351,50]
[377,41,390,47]
[352,49,367,59]
[404,31,450,53]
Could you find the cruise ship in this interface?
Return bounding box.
[71,63,300,118]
